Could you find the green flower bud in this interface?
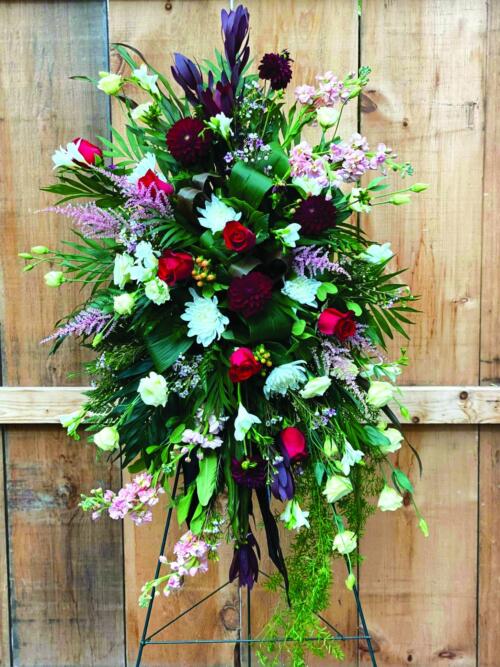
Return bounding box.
[31,245,50,255]
[44,270,65,287]
[92,332,104,348]
[23,264,34,272]
[390,194,411,205]
[409,183,429,193]
[345,572,356,590]
[18,252,33,259]
[419,517,429,537]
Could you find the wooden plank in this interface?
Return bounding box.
[1,385,499,424]
[0,1,126,665]
[359,1,487,665]
[0,431,10,667]
[107,1,359,664]
[478,427,500,667]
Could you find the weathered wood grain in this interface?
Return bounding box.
[359,1,487,665]
[0,1,125,665]
[0,431,10,666]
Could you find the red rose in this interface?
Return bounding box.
[318,308,356,340]
[72,137,102,166]
[138,169,174,197]
[279,427,307,463]
[222,221,256,253]
[157,250,194,286]
[229,347,262,383]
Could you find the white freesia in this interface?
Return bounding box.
[93,426,120,452]
[299,376,332,399]
[378,485,404,512]
[197,195,241,234]
[208,112,233,140]
[113,253,134,289]
[332,530,357,555]
[181,288,229,346]
[132,64,159,95]
[97,71,123,95]
[129,241,159,283]
[282,276,321,307]
[44,270,65,287]
[323,474,353,503]
[280,500,310,531]
[131,101,154,122]
[138,371,168,407]
[59,409,86,439]
[128,153,160,183]
[52,140,87,169]
[292,175,323,196]
[144,277,170,305]
[316,106,340,129]
[349,187,372,214]
[113,292,135,316]
[274,223,301,248]
[366,381,395,408]
[264,361,308,398]
[359,242,393,264]
[340,441,364,475]
[234,403,261,441]
[379,427,403,454]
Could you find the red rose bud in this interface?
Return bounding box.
[72,137,102,166]
[279,427,307,463]
[229,347,262,383]
[318,307,356,341]
[222,221,256,253]
[138,169,174,196]
[157,250,194,286]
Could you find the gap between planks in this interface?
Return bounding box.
[0,385,498,425]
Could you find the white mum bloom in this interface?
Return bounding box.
[181,288,229,347]
[132,64,159,95]
[263,361,307,398]
[282,276,321,307]
[234,403,261,441]
[197,195,241,234]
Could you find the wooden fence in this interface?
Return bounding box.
[0,1,498,665]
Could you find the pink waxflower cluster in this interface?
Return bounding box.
[81,473,165,526]
[289,134,391,193]
[294,71,351,107]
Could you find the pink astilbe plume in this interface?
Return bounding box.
[42,307,112,343]
[46,202,126,238]
[292,245,350,279]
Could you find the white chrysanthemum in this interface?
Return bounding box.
[181,288,229,347]
[197,195,241,234]
[282,276,321,307]
[132,64,159,95]
[264,360,307,398]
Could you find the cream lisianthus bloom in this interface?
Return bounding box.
[113,253,134,289]
[93,426,120,452]
[366,381,395,408]
[197,195,241,234]
[181,289,229,347]
[299,376,332,399]
[332,530,357,555]
[138,372,168,407]
[316,106,340,129]
[280,500,310,531]
[97,71,123,95]
[234,404,261,441]
[379,427,403,454]
[113,292,135,316]
[44,270,65,287]
[323,474,353,503]
[144,277,170,305]
[378,485,404,512]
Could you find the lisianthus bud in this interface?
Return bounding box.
[378,485,404,512]
[323,474,353,503]
[316,106,340,129]
[390,194,411,205]
[92,332,104,348]
[31,245,50,255]
[345,572,357,590]
[97,71,123,95]
[332,530,357,554]
[366,381,394,408]
[410,183,429,193]
[419,517,429,537]
[93,426,120,452]
[18,252,33,259]
[113,292,135,316]
[44,270,65,287]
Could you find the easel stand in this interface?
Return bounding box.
[135,467,378,666]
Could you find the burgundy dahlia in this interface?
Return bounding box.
[231,456,266,488]
[294,195,337,235]
[166,118,212,165]
[258,50,293,91]
[228,271,273,317]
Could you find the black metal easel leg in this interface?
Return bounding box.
[346,557,378,667]
[135,466,181,667]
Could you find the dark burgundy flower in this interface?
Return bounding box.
[270,458,294,502]
[166,118,212,165]
[229,532,260,589]
[231,456,266,488]
[258,51,293,91]
[228,271,273,317]
[294,195,337,235]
